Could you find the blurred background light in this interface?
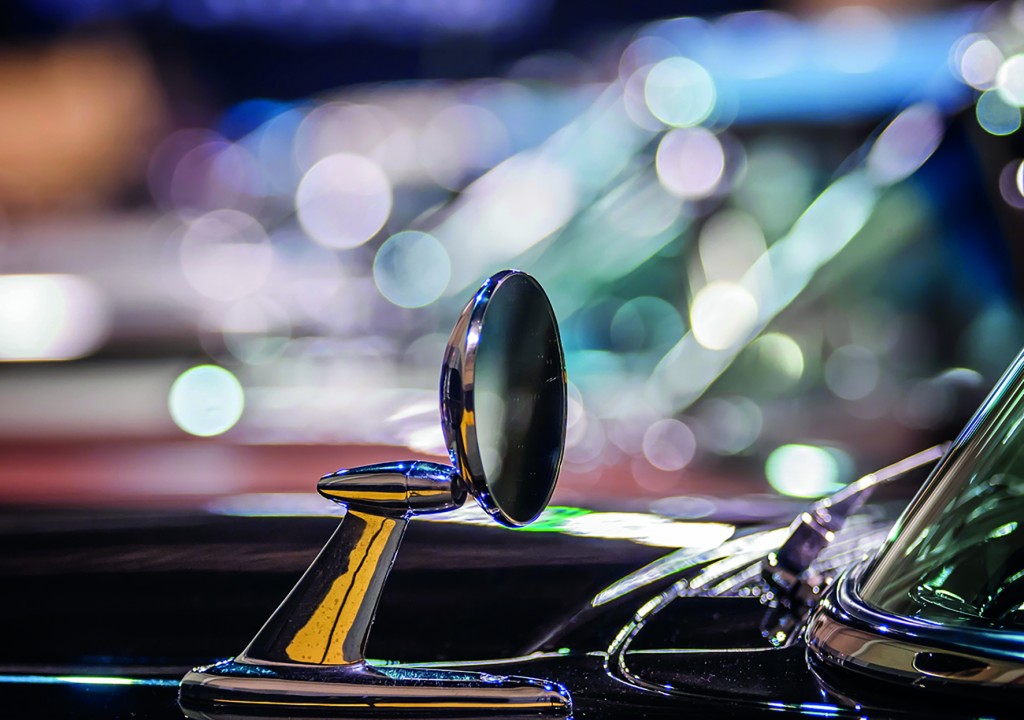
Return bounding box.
[0,274,110,361]
[953,34,1002,90]
[642,418,696,471]
[998,160,1024,209]
[655,127,725,199]
[748,334,804,389]
[698,396,763,456]
[296,153,392,249]
[644,57,716,128]
[0,1,1020,516]
[168,365,245,437]
[997,53,1024,106]
[866,103,944,185]
[699,210,766,283]
[825,345,881,401]
[373,231,451,308]
[818,6,896,74]
[420,104,511,189]
[178,209,274,302]
[765,444,849,498]
[220,298,291,365]
[690,282,759,351]
[976,89,1022,135]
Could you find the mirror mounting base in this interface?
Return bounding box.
[180,658,571,718]
[179,461,571,716]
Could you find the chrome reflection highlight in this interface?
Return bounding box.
[180,270,570,715]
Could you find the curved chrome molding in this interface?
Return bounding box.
[181,660,571,717]
[807,566,1024,689]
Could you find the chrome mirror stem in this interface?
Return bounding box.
[240,508,408,667]
[240,461,461,667]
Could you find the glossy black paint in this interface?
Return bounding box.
[2,506,1021,718]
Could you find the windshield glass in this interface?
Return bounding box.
[859,348,1024,630]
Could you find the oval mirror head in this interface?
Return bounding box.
[441,270,566,527]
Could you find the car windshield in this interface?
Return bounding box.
[859,348,1024,630]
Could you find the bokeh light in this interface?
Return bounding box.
[419,104,510,189]
[749,333,804,388]
[174,138,263,215]
[866,104,943,186]
[642,418,697,471]
[220,298,291,365]
[294,103,388,171]
[609,296,685,354]
[655,127,725,199]
[179,209,274,302]
[734,139,813,236]
[0,275,110,361]
[690,282,759,351]
[997,53,1024,107]
[954,34,1002,90]
[699,209,766,283]
[296,153,393,249]
[168,365,245,437]
[765,444,849,498]
[998,160,1024,209]
[373,231,451,308]
[697,397,763,455]
[825,345,880,401]
[644,56,716,128]
[977,89,1022,135]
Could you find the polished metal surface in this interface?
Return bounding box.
[319,461,466,516]
[181,660,571,716]
[807,567,1024,688]
[180,270,571,716]
[241,507,408,666]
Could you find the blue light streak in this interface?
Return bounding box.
[0,674,178,687]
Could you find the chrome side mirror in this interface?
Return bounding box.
[180,270,570,716]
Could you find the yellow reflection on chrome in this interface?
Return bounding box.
[286,512,397,664]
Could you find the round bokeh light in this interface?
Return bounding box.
[296,153,392,249]
[373,231,451,308]
[169,365,245,437]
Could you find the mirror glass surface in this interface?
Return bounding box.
[472,273,565,526]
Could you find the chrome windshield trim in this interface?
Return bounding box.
[807,565,1024,688]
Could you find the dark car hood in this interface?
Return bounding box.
[8,502,1010,719]
[0,505,669,672]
